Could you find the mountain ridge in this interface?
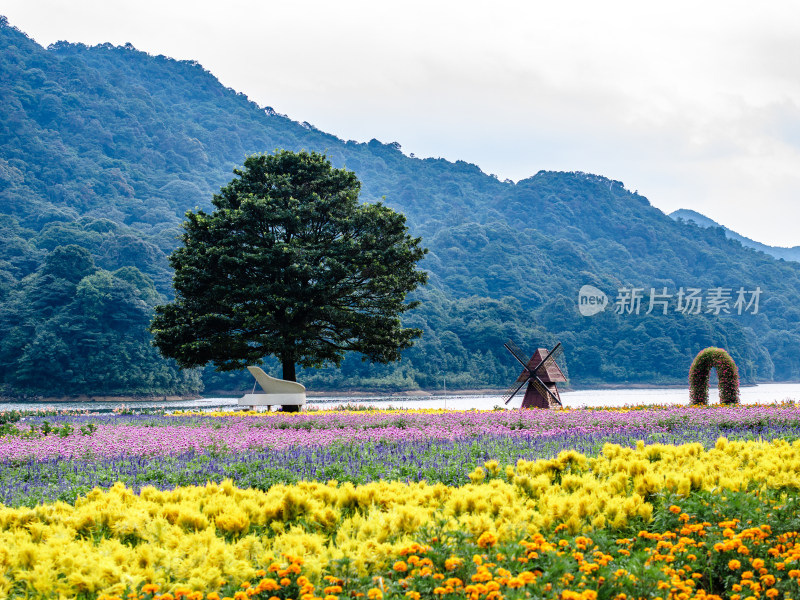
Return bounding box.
[669,208,800,263]
[2,17,800,396]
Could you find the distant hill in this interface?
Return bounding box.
[670,209,800,263]
[1,16,800,396]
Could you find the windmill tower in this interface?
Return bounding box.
[502,340,567,408]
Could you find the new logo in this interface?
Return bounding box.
[578,285,609,316]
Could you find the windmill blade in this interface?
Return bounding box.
[502,376,529,405]
[530,375,562,407]
[534,343,566,380]
[504,339,531,370]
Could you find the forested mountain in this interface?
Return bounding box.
[669,209,800,263]
[2,16,799,396]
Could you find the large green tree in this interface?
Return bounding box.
[150,150,428,381]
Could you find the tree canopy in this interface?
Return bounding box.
[150,150,428,380]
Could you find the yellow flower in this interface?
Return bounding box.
[507,577,524,589]
[367,588,383,600]
[468,467,486,484]
[729,559,742,570]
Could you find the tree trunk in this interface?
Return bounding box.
[281,355,296,382]
[280,354,300,412]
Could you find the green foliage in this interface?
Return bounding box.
[151,150,428,380]
[689,347,740,405]
[0,418,99,439]
[40,244,95,282]
[0,18,799,393]
[0,245,201,396]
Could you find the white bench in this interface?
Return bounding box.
[239,366,306,411]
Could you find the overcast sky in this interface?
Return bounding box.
[4,1,800,246]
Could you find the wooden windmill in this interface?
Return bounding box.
[502,339,567,408]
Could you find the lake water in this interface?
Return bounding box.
[2,383,799,413]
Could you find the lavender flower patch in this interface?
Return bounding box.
[1,407,798,506]
[4,404,800,461]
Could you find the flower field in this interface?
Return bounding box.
[1,405,800,599]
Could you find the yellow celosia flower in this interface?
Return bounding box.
[4,437,800,598]
[468,467,486,484]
